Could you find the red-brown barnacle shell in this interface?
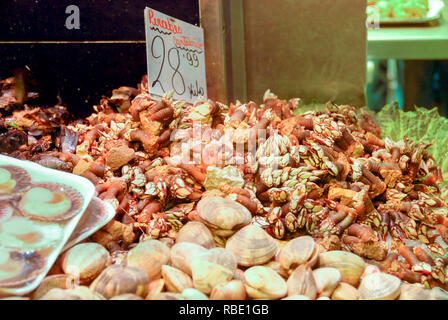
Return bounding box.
[0,248,45,287]
[0,166,31,200]
[17,183,82,222]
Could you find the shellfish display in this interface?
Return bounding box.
[1,73,448,301]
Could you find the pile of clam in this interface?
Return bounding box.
[4,197,447,300]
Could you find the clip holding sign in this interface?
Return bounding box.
[144,7,208,103]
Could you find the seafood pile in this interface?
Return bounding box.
[1,75,448,300]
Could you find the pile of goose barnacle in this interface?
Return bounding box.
[1,75,448,300]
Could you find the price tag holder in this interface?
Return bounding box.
[144,7,207,103]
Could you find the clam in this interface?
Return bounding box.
[39,288,84,300]
[331,282,359,300]
[181,288,209,300]
[263,261,289,279]
[110,294,144,300]
[431,287,448,300]
[61,243,111,284]
[286,264,317,299]
[90,264,149,299]
[170,242,207,276]
[0,248,45,287]
[317,251,366,287]
[146,278,165,300]
[196,197,251,237]
[0,165,30,200]
[210,280,246,300]
[17,183,82,222]
[31,274,75,300]
[127,240,170,280]
[278,236,319,273]
[0,297,30,300]
[159,237,175,248]
[151,292,185,300]
[358,272,401,300]
[244,266,287,300]
[282,295,310,300]
[40,286,104,300]
[190,248,237,294]
[0,216,63,250]
[161,265,193,293]
[399,283,432,300]
[360,264,381,281]
[176,221,216,249]
[226,224,278,267]
[313,267,341,297]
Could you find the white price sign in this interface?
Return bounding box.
[144,7,207,103]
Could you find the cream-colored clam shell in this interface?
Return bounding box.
[151,292,185,300]
[313,267,341,297]
[110,294,144,300]
[286,264,317,299]
[431,287,448,300]
[399,283,432,300]
[190,248,237,294]
[226,224,278,267]
[40,286,104,300]
[278,236,318,271]
[61,243,111,284]
[197,196,252,236]
[176,221,216,249]
[161,265,193,293]
[170,242,207,276]
[358,272,401,300]
[31,274,74,300]
[244,266,287,300]
[181,288,209,300]
[90,264,149,299]
[145,278,165,300]
[263,261,289,279]
[331,282,359,300]
[127,240,170,280]
[282,295,310,300]
[210,280,246,300]
[317,251,366,287]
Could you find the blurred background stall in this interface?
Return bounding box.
[367,0,448,116]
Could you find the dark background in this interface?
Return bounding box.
[0,0,199,118]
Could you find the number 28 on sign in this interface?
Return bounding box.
[144,7,207,103]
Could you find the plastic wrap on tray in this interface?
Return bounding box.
[0,154,95,296]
